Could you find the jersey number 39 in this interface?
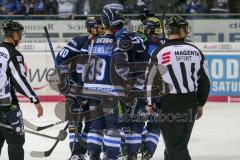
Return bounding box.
[88,58,106,81]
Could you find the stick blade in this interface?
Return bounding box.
[30,151,50,157]
[57,130,68,141]
[23,119,39,131]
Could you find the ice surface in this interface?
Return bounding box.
[1,102,240,160]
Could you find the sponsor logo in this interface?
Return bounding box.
[96,38,114,44]
[207,55,240,96]
[161,51,171,64]
[17,44,35,50]
[219,44,232,50]
[175,50,200,56]
[27,67,56,91]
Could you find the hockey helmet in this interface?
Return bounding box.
[165,16,189,35]
[1,20,24,37]
[144,17,162,35]
[101,7,124,32]
[85,16,102,32]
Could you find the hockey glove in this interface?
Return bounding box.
[5,106,25,136]
[57,76,83,96]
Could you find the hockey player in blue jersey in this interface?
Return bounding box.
[141,16,164,160]
[80,7,147,160]
[124,16,164,160]
[56,16,104,160]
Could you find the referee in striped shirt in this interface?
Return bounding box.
[145,16,210,160]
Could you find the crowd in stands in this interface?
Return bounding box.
[0,0,239,18]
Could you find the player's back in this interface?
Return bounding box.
[83,34,123,97]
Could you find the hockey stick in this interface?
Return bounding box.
[30,123,69,157]
[0,122,67,141]
[23,118,66,131]
[43,26,90,157]
[44,26,57,66]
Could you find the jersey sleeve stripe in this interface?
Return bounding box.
[65,45,82,53]
[9,61,38,103]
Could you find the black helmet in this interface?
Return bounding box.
[165,16,189,35]
[1,20,24,37]
[139,9,155,24]
[144,17,162,35]
[101,7,124,32]
[85,16,102,32]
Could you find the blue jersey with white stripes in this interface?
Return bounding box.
[56,35,89,83]
[82,34,118,97]
[145,36,164,60]
[81,32,147,98]
[56,35,88,64]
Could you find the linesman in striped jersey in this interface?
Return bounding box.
[0,20,43,160]
[145,16,210,160]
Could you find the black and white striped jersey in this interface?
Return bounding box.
[0,42,39,106]
[146,38,210,106]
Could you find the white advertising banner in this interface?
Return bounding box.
[17,19,240,43]
[17,42,240,103]
[15,19,240,43]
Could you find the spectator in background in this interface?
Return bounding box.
[34,0,44,14]
[210,0,229,13]
[121,0,135,14]
[0,0,5,14]
[75,0,85,14]
[57,0,77,19]
[28,0,35,14]
[1,0,20,15]
[83,0,90,15]
[17,0,29,15]
[184,0,206,14]
[136,0,146,13]
[44,0,58,15]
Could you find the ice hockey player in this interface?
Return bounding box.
[80,6,147,160]
[124,16,164,160]
[0,20,43,160]
[56,16,104,160]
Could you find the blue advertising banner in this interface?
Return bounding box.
[206,55,240,96]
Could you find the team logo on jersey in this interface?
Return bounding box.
[0,52,8,58]
[17,56,23,62]
[161,51,171,64]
